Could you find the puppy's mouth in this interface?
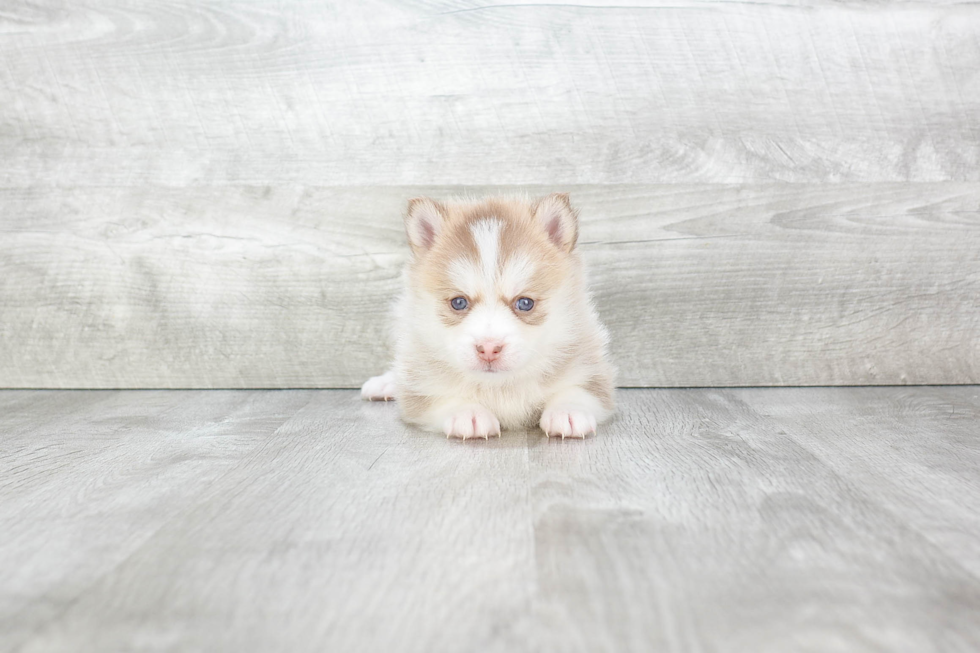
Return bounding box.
[476,361,508,374]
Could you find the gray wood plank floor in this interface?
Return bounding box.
[2,388,978,652]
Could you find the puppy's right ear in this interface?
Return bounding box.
[405,197,446,255]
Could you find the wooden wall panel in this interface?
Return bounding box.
[2,184,977,388]
[0,1,978,186]
[1,1,978,387]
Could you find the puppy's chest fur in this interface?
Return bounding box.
[477,382,549,427]
[402,364,553,429]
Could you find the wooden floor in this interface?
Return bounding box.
[2,387,979,652]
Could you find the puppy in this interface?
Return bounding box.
[361,193,615,439]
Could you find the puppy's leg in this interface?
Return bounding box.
[437,403,501,440]
[540,386,612,439]
[360,371,397,401]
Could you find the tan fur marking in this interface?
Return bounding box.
[399,390,434,420]
[584,374,616,410]
[415,197,572,322]
[509,297,547,325]
[496,205,569,324]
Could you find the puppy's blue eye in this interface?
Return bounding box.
[515,297,534,311]
[451,296,468,311]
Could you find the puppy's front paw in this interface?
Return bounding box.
[361,372,396,401]
[540,407,597,439]
[443,405,501,440]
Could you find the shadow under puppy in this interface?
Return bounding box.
[362,193,615,439]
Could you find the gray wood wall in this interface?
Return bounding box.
[1,1,978,388]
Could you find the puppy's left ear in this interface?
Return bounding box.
[534,193,578,252]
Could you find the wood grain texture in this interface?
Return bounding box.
[0,389,318,649]
[3,1,980,387]
[2,183,978,388]
[526,387,980,652]
[734,386,980,576]
[0,1,978,186]
[2,387,979,651]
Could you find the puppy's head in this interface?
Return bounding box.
[404,194,582,380]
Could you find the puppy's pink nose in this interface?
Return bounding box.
[475,340,505,362]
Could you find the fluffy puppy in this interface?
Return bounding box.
[361,193,615,439]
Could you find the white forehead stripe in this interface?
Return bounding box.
[470,219,501,281]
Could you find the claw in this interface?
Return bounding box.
[443,406,500,441]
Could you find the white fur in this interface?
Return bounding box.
[360,371,396,401]
[499,254,535,298]
[539,386,604,438]
[470,219,501,281]
[442,404,501,439]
